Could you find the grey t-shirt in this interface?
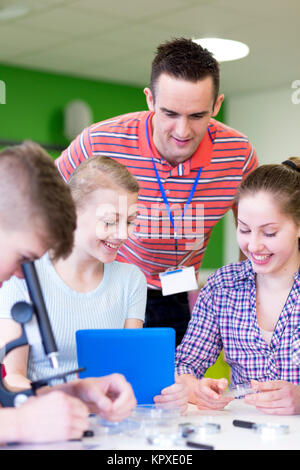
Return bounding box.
[0,253,146,382]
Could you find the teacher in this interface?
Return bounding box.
[56,37,258,345]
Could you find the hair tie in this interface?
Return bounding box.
[282,160,300,172]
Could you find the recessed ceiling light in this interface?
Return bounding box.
[193,37,249,62]
[0,2,30,21]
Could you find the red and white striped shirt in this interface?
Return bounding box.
[56,111,258,289]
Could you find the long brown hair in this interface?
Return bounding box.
[236,158,300,224]
[236,157,300,249]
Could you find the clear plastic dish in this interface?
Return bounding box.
[90,404,181,438]
[130,404,182,436]
[254,423,289,437]
[179,420,221,438]
[198,421,221,435]
[227,382,257,399]
[91,415,141,436]
[131,404,181,423]
[147,431,186,447]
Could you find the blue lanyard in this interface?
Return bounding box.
[145,114,203,240]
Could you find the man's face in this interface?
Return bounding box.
[144,73,224,166]
[0,228,48,287]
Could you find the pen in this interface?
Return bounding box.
[233,419,289,435]
[186,441,214,450]
[83,430,94,438]
[71,430,95,442]
[233,419,256,429]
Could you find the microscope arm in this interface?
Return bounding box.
[3,330,28,357]
[0,262,85,407]
[0,314,35,407]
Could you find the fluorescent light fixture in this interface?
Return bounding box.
[0,2,30,20]
[193,37,249,62]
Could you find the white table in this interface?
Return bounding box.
[2,400,300,451]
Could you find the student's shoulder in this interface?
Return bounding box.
[31,252,52,277]
[206,260,254,290]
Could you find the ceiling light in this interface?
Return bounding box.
[0,2,30,20]
[193,37,249,62]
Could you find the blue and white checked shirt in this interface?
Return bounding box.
[175,260,300,384]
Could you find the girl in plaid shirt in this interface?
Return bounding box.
[176,158,300,415]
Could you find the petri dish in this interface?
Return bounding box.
[94,416,141,435]
[131,404,181,423]
[147,431,186,447]
[228,382,257,399]
[254,423,289,437]
[179,421,220,438]
[198,421,221,435]
[130,404,182,437]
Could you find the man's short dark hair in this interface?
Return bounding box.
[150,37,220,104]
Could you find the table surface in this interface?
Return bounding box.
[2,400,300,451]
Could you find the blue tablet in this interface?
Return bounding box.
[76,328,175,404]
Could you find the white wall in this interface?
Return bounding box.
[224,84,300,264]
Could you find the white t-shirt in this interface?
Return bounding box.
[0,253,147,382]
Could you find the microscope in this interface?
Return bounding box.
[0,261,84,407]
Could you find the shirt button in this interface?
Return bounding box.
[165,189,170,194]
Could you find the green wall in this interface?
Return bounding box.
[197,102,225,270]
[0,63,226,270]
[0,64,145,147]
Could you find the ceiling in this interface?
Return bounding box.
[0,0,299,97]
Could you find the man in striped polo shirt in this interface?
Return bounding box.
[56,38,258,346]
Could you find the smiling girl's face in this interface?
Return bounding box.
[74,186,138,264]
[237,191,300,277]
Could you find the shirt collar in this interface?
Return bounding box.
[234,260,300,288]
[294,268,300,286]
[190,121,215,169]
[234,259,256,284]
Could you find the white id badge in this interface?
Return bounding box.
[159,266,198,296]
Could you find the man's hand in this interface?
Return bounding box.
[193,377,234,410]
[153,375,189,414]
[244,380,300,415]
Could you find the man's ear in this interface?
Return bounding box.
[212,93,224,117]
[144,87,155,111]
